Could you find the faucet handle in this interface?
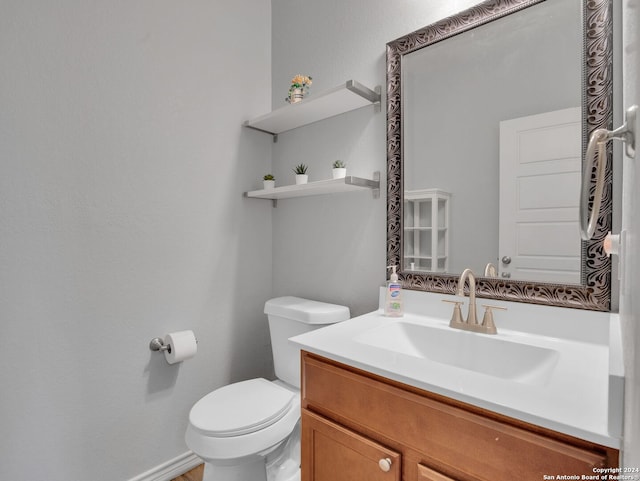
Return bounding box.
[442,299,464,326]
[480,304,507,335]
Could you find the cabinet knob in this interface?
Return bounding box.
[378,458,392,472]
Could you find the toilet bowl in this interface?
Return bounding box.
[185,297,350,481]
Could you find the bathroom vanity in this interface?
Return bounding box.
[291,290,623,481]
[300,352,617,481]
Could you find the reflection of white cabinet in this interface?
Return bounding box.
[404,189,450,272]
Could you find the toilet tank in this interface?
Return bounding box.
[264,297,350,388]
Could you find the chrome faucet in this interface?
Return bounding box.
[442,268,506,335]
[456,268,478,325]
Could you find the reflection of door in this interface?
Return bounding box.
[499,107,581,283]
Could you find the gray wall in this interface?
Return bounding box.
[0,1,272,480]
[270,0,480,316]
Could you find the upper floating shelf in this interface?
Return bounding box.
[243,80,381,137]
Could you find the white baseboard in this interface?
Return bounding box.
[128,451,202,481]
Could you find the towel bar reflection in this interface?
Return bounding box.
[580,104,637,240]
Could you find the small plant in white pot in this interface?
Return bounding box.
[293,163,309,185]
[332,160,347,179]
[263,174,275,189]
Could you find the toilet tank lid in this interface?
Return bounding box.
[264,296,350,324]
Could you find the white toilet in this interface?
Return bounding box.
[185,296,350,481]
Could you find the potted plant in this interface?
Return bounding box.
[263,174,275,190]
[286,75,313,104]
[332,160,347,179]
[293,163,309,185]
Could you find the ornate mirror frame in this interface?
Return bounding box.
[386,0,613,311]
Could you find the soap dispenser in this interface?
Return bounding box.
[385,265,403,317]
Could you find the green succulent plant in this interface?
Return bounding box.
[293,163,308,175]
[332,160,346,169]
[263,174,275,181]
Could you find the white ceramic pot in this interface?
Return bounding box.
[295,174,308,185]
[332,168,347,179]
[263,180,275,190]
[289,88,304,104]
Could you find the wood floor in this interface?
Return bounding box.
[171,463,204,481]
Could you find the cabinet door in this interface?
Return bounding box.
[302,409,400,481]
[417,463,458,481]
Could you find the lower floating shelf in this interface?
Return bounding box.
[244,172,380,206]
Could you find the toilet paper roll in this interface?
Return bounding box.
[164,330,197,364]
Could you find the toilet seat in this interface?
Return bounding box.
[189,378,295,437]
[185,378,301,463]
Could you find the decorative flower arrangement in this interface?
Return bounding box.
[286,74,313,103]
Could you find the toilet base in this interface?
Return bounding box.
[267,459,300,481]
[202,462,300,481]
[203,458,267,481]
[201,421,300,481]
[266,418,300,481]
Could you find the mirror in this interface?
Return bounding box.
[386,0,613,311]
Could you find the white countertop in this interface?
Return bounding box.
[290,289,624,449]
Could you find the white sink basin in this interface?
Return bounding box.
[289,289,622,448]
[354,321,559,385]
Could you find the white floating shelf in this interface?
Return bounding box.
[245,172,380,206]
[243,80,381,138]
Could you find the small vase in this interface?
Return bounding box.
[332,168,347,179]
[289,88,304,104]
[263,180,275,190]
[295,174,308,185]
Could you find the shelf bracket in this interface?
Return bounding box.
[372,170,380,198]
[243,122,279,142]
[345,80,382,115]
[344,171,381,199]
[374,86,382,114]
[345,80,381,103]
[245,191,278,207]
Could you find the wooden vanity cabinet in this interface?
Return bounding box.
[302,409,401,481]
[301,351,619,481]
[417,463,457,481]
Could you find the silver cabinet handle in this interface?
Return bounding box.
[378,458,392,472]
[501,256,511,265]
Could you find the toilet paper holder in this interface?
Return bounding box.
[149,335,199,354]
[149,337,172,353]
[149,331,198,364]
